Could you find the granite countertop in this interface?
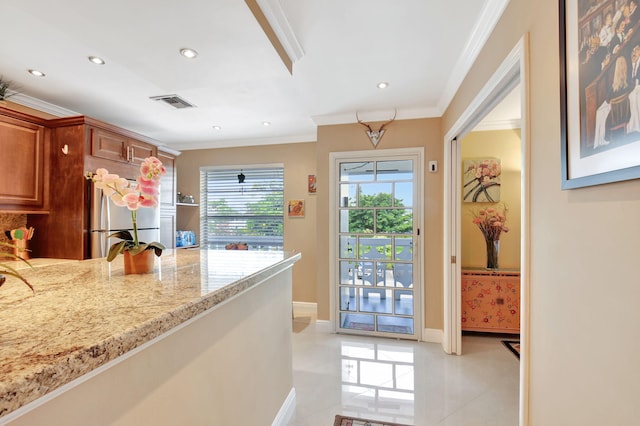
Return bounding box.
[0,249,300,419]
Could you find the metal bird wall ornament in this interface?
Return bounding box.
[356,110,397,148]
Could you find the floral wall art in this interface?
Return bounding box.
[463,158,501,203]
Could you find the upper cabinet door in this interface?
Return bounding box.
[129,139,157,165]
[90,128,127,162]
[0,115,48,211]
[90,127,156,165]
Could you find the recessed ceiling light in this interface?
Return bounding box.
[262,121,271,126]
[88,56,105,65]
[179,48,198,59]
[377,82,389,89]
[28,69,45,77]
[212,125,221,131]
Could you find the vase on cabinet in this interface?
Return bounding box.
[123,250,156,275]
[485,238,499,269]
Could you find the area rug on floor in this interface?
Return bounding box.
[502,340,520,359]
[334,414,411,426]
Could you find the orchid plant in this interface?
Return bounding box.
[85,157,166,261]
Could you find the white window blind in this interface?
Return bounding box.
[200,166,284,250]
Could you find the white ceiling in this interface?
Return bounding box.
[0,0,513,151]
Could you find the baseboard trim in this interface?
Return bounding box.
[422,328,443,344]
[314,320,333,333]
[272,387,296,426]
[292,301,317,318]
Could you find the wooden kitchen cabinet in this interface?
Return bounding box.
[461,269,520,334]
[90,127,156,165]
[0,109,49,212]
[28,115,170,259]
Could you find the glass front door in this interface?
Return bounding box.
[336,157,418,338]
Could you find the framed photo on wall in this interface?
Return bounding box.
[308,174,317,193]
[560,0,640,188]
[288,199,305,217]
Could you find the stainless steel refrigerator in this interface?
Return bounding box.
[89,180,160,258]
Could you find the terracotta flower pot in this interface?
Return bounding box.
[123,250,156,274]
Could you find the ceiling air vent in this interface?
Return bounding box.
[149,94,195,109]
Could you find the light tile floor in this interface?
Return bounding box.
[287,318,519,426]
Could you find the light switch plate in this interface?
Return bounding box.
[429,160,437,172]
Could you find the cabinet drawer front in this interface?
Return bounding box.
[91,128,127,162]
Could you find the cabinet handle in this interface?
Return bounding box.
[131,147,135,162]
[126,146,130,162]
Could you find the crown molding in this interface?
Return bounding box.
[174,132,317,151]
[255,0,304,63]
[437,0,510,114]
[10,93,79,117]
[311,107,440,126]
[473,118,521,132]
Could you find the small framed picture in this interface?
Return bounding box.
[288,199,305,217]
[308,174,317,193]
[462,158,501,203]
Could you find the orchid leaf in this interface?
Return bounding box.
[108,230,133,241]
[107,240,127,262]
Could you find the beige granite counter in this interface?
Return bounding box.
[0,249,300,420]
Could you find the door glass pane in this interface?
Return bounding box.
[378,315,414,334]
[395,182,413,207]
[340,162,374,181]
[359,183,393,207]
[340,260,357,284]
[342,209,374,233]
[340,287,357,311]
[359,288,393,313]
[341,312,375,331]
[339,183,358,207]
[393,263,413,288]
[359,237,391,260]
[394,290,414,315]
[377,160,413,180]
[394,237,413,260]
[376,209,413,233]
[339,235,357,258]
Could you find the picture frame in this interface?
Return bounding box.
[462,158,501,203]
[308,174,317,193]
[287,199,305,217]
[560,0,640,189]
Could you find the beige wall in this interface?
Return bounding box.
[176,142,318,303]
[444,0,640,424]
[315,118,443,329]
[461,129,521,269]
[176,118,444,330]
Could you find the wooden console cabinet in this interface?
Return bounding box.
[461,269,520,334]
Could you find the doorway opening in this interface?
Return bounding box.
[443,35,530,424]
